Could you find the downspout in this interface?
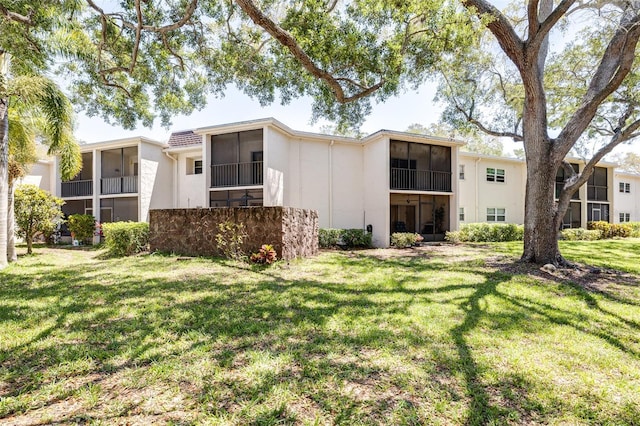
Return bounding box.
[164,151,178,208]
[475,157,481,222]
[329,140,334,228]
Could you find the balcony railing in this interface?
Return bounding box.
[101,175,138,194]
[61,180,93,197]
[390,168,452,192]
[211,161,263,188]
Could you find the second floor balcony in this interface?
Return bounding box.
[391,168,452,192]
[101,175,138,194]
[211,161,263,188]
[61,180,93,197]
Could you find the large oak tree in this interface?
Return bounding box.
[75,0,640,265]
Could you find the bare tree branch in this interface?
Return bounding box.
[529,0,576,52]
[461,0,525,67]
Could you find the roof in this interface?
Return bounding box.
[168,130,202,148]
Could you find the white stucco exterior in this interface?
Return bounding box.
[35,117,640,248]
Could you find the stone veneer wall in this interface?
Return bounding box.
[149,207,318,260]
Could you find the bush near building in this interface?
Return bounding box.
[446,223,524,243]
[318,228,372,248]
[102,222,149,257]
[67,214,96,245]
[587,221,632,239]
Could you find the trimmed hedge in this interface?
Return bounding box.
[446,223,524,243]
[587,221,632,239]
[390,232,421,248]
[560,228,602,241]
[102,221,149,256]
[318,228,372,248]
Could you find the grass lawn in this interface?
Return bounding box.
[0,241,639,425]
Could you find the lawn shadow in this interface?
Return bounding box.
[1,247,639,424]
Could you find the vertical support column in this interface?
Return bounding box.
[93,149,101,244]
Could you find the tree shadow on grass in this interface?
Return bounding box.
[0,249,639,424]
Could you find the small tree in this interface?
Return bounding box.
[14,184,64,255]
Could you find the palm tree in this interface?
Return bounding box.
[0,52,80,266]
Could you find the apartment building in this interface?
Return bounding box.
[53,137,173,224]
[26,117,640,247]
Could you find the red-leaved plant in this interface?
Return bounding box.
[250,244,277,264]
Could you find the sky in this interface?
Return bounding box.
[74,82,640,159]
[74,83,445,143]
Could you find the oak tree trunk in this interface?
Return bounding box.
[521,158,563,265]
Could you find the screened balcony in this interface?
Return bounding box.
[101,175,138,194]
[61,152,93,197]
[210,129,263,188]
[211,161,263,187]
[101,147,138,195]
[390,140,452,192]
[61,180,93,197]
[390,168,452,192]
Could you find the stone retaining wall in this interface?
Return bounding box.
[149,207,318,260]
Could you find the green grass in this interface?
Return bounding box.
[491,238,640,274]
[1,242,639,425]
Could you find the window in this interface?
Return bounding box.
[587,167,608,201]
[486,168,505,183]
[194,160,203,175]
[459,165,465,180]
[487,208,506,222]
[459,207,465,221]
[620,213,631,222]
[619,182,631,193]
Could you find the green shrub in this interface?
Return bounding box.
[68,214,96,244]
[561,228,602,241]
[215,221,247,260]
[340,229,372,248]
[445,230,462,243]
[445,223,524,242]
[390,232,421,248]
[319,228,342,248]
[628,222,640,238]
[587,221,632,239]
[318,228,372,248]
[102,222,149,256]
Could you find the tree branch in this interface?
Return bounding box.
[234,0,384,103]
[461,0,525,68]
[0,3,33,26]
[527,0,540,41]
[85,0,198,34]
[529,0,576,52]
[555,5,640,156]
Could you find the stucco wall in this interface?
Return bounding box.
[149,207,318,260]
[141,141,174,220]
[265,127,289,207]
[19,161,55,192]
[176,149,206,208]
[363,137,389,247]
[459,155,526,224]
[613,173,640,223]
